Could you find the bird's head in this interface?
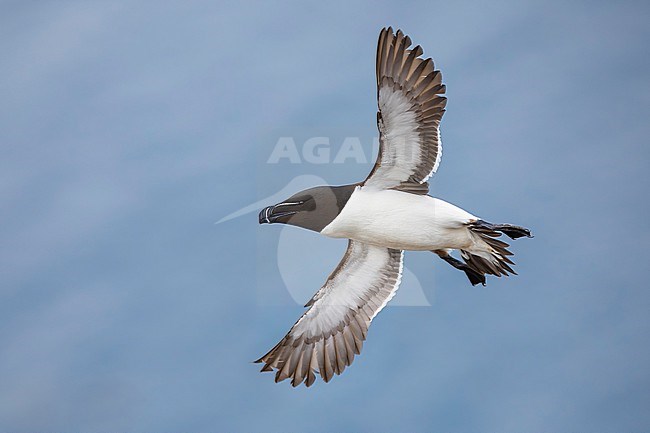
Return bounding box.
[258,184,357,232]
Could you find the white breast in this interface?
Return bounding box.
[320,186,477,251]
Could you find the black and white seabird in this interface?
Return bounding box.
[256,27,532,387]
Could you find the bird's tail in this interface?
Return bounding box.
[461,220,532,279]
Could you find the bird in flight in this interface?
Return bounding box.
[256,27,532,387]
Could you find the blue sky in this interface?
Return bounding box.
[1,1,649,432]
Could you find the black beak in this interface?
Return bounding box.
[258,205,297,224]
[259,206,273,224]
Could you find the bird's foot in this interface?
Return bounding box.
[473,220,533,240]
[434,250,486,286]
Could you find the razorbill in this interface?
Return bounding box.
[256,27,532,387]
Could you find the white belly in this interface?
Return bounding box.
[320,186,478,251]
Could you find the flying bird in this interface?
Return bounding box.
[256,27,532,387]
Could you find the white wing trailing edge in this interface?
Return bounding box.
[255,240,403,387]
[365,27,447,195]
